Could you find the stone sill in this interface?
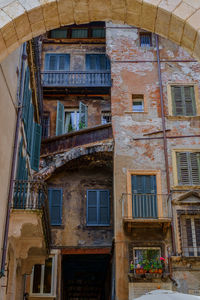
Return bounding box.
[124,111,148,114]
[166,116,200,121]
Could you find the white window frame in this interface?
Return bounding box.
[64,108,80,133]
[133,247,161,268]
[30,255,57,297]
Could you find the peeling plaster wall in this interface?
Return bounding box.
[106,22,200,299]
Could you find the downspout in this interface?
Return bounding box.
[155,35,176,255]
[0,44,27,277]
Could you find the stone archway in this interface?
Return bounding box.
[0,0,199,62]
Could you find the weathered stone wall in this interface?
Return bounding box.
[106,22,200,300]
[46,159,113,248]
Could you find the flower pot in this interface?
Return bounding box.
[157,269,163,274]
[136,268,146,274]
[149,269,157,273]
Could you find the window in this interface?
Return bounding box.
[176,152,200,186]
[101,111,111,124]
[50,28,68,38]
[181,216,200,256]
[87,190,110,226]
[171,85,196,116]
[139,32,152,47]
[42,114,50,139]
[56,101,88,136]
[44,54,70,71]
[31,256,57,296]
[48,188,62,225]
[86,54,110,71]
[131,175,157,218]
[71,28,88,38]
[132,95,144,112]
[133,248,161,268]
[92,28,105,38]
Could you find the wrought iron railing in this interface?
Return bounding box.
[12,180,51,249]
[41,70,111,87]
[121,193,171,219]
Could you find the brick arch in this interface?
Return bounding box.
[0,0,199,62]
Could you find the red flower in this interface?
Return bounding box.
[160,257,165,261]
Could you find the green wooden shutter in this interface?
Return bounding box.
[186,218,193,247]
[79,101,88,128]
[195,219,200,247]
[99,190,110,225]
[22,67,30,133]
[48,188,62,225]
[16,138,23,179]
[171,86,184,116]
[190,152,200,185]
[184,86,196,116]
[27,103,34,154]
[87,190,98,225]
[56,101,64,135]
[177,152,190,185]
[31,122,42,171]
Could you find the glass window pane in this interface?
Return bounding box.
[71,29,88,38]
[51,29,67,38]
[32,265,41,293]
[92,28,105,38]
[43,258,52,294]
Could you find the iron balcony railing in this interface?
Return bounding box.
[121,193,171,220]
[12,180,51,249]
[42,70,112,87]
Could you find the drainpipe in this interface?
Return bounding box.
[155,35,176,255]
[0,44,27,278]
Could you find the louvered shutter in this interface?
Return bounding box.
[87,190,98,225]
[48,188,62,225]
[56,101,64,135]
[16,138,23,179]
[190,152,200,185]
[58,55,70,70]
[31,122,42,171]
[184,86,196,116]
[99,190,110,225]
[177,152,190,185]
[195,219,200,247]
[186,218,193,247]
[171,86,184,116]
[22,67,30,130]
[27,103,34,154]
[79,101,88,128]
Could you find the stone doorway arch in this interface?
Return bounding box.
[0,0,199,62]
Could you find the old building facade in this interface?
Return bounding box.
[0,19,200,300]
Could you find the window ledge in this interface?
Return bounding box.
[124,111,148,114]
[166,115,200,120]
[172,185,200,190]
[29,294,56,298]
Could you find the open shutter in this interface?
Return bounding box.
[190,152,200,185]
[22,67,30,130]
[16,138,23,179]
[56,101,64,136]
[177,152,190,185]
[31,122,42,171]
[27,103,34,154]
[48,188,62,225]
[195,219,200,247]
[79,101,88,128]
[87,190,98,225]
[99,190,110,225]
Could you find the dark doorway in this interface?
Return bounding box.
[62,254,111,300]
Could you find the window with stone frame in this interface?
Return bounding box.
[171,85,196,116]
[176,152,200,186]
[181,215,200,257]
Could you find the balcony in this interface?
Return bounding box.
[121,193,171,232]
[9,180,51,262]
[42,70,111,88]
[41,123,113,157]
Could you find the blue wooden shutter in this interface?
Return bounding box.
[56,101,64,135]
[58,54,70,70]
[87,190,98,225]
[31,122,42,171]
[48,188,62,225]
[22,67,30,132]
[131,175,157,218]
[27,103,34,154]
[99,190,110,225]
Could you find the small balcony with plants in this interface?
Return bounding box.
[128,249,169,282]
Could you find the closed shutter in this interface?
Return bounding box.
[31,122,42,171]
[177,152,200,185]
[27,100,34,154]
[131,175,157,218]
[22,67,30,131]
[99,190,110,225]
[87,190,110,225]
[87,190,98,225]
[56,101,64,135]
[177,152,190,185]
[171,86,196,116]
[45,54,70,71]
[48,188,62,225]
[86,54,109,70]
[79,101,88,128]
[186,218,193,247]
[194,219,200,247]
